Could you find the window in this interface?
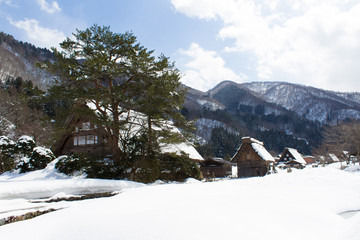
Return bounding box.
[73,136,79,146]
[73,135,98,146]
[87,135,98,145]
[78,136,86,145]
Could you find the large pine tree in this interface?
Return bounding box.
[42,25,189,167]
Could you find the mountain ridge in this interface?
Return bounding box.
[193,80,360,124]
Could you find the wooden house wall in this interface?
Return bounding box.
[200,165,232,178]
[233,144,269,178]
[201,166,225,178]
[59,121,108,156]
[285,160,304,169]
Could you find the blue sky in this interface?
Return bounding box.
[1,0,360,92]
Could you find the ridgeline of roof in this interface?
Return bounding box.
[287,148,306,165]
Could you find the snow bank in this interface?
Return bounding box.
[344,165,360,172]
[0,159,144,199]
[1,167,360,240]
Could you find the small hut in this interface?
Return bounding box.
[200,158,235,178]
[279,147,306,169]
[231,137,275,178]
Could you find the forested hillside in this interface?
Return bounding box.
[0,31,54,89]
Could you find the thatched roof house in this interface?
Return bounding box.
[279,147,306,168]
[53,107,203,162]
[231,137,275,178]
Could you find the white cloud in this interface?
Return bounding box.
[0,0,17,7]
[178,43,246,91]
[9,18,65,49]
[172,0,360,92]
[37,0,61,14]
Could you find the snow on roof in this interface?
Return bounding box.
[161,142,203,161]
[328,154,339,162]
[251,142,275,162]
[287,148,306,165]
[242,136,263,145]
[86,102,203,161]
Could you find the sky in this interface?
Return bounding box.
[1,0,360,92]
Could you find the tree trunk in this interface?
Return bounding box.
[147,116,153,158]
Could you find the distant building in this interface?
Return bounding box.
[326,153,340,164]
[231,137,275,178]
[279,147,306,169]
[302,155,316,165]
[200,158,235,178]
[342,151,350,163]
[342,151,359,164]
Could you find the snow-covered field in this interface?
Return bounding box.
[1,161,360,240]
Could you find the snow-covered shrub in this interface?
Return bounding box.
[29,147,55,169]
[55,155,86,176]
[133,153,201,183]
[16,157,31,173]
[55,153,124,179]
[0,136,16,173]
[16,135,36,156]
[0,135,55,173]
[17,146,55,173]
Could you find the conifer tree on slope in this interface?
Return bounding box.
[42,25,189,166]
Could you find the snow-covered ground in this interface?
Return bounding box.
[1,161,360,240]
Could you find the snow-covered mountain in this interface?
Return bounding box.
[0,32,54,89]
[241,81,360,124]
[204,80,360,124]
